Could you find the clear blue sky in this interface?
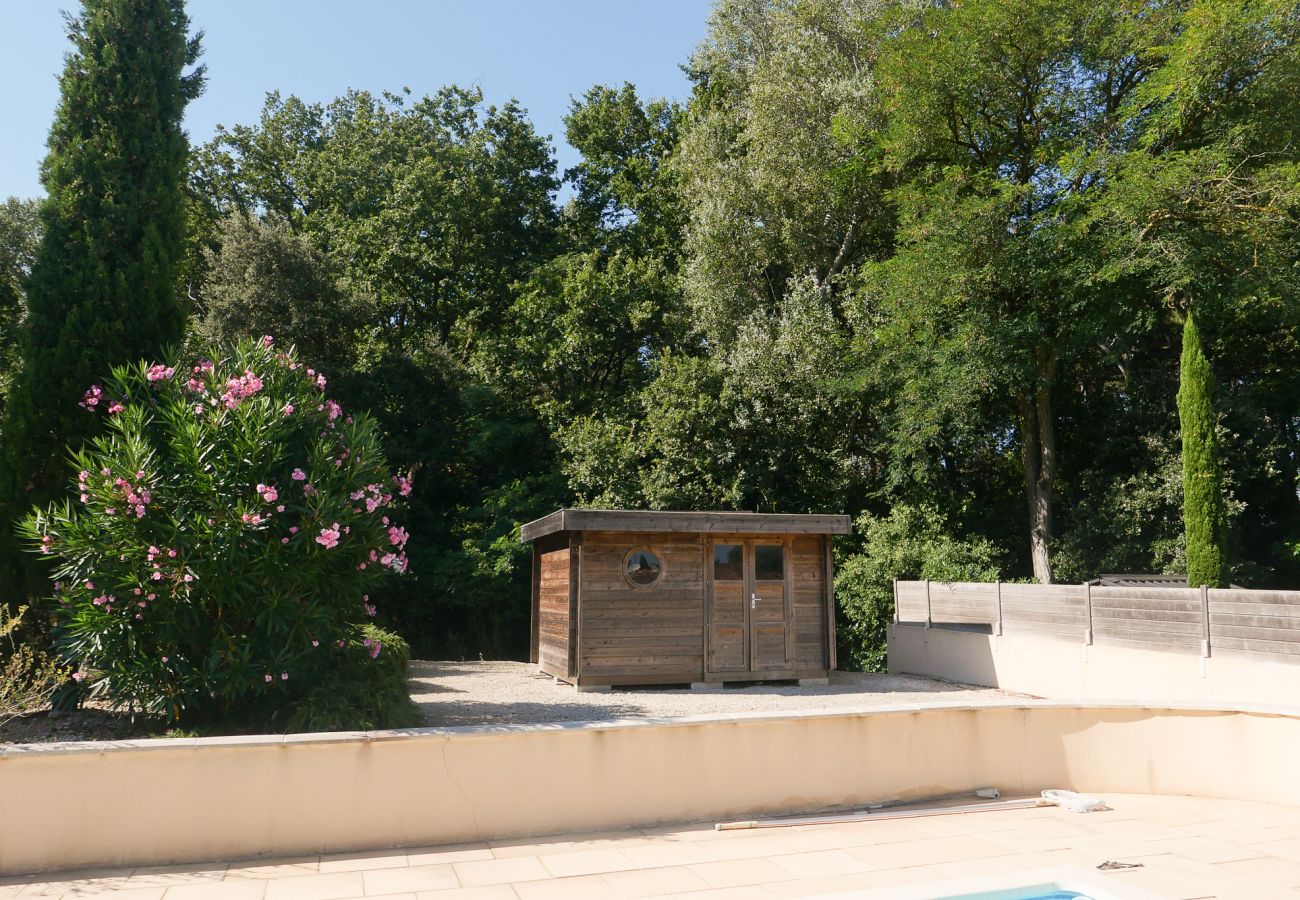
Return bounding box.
[1,1,713,200]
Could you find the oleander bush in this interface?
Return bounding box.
[21,337,416,729]
[285,623,416,732]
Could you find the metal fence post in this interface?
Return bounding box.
[995,580,1003,636]
[1201,584,1211,658]
[1083,581,1094,646]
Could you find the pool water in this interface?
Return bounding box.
[964,891,1089,900]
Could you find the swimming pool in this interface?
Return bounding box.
[839,866,1162,899]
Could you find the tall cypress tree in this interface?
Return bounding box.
[1178,309,1228,588]
[0,0,203,598]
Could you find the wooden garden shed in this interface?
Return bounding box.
[520,509,851,690]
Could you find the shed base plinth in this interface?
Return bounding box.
[575,684,613,693]
[797,677,830,686]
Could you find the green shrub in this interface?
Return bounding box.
[836,504,1001,672]
[21,337,415,729]
[1,605,67,724]
[285,624,418,732]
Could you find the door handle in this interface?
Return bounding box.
[751,594,757,609]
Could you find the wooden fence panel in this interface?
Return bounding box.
[895,580,929,623]
[997,583,1086,638]
[1089,587,1203,653]
[1209,589,1300,663]
[893,581,1300,664]
[926,581,998,625]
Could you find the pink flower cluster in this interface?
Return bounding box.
[80,385,104,411]
[392,474,413,497]
[146,364,175,382]
[350,483,394,514]
[362,637,382,659]
[316,523,342,549]
[221,370,264,409]
[256,483,278,503]
[112,475,153,518]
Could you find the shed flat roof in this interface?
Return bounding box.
[520,509,853,542]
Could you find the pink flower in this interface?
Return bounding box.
[280,671,288,681]
[220,370,264,409]
[107,401,125,415]
[363,602,377,617]
[193,360,214,374]
[276,504,285,513]
[362,637,382,659]
[146,364,175,382]
[303,483,316,497]
[311,639,320,648]
[316,524,341,549]
[257,484,278,503]
[289,526,299,534]
[387,526,409,549]
[281,537,289,544]
[264,674,272,683]
[323,399,343,421]
[393,474,413,497]
[167,549,177,558]
[281,403,294,417]
[291,468,307,481]
[80,385,104,410]
[260,335,274,348]
[71,671,85,682]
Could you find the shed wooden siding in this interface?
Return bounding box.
[577,531,706,683]
[537,545,572,679]
[895,581,1300,665]
[792,536,828,668]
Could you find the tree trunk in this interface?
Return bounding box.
[1017,351,1058,584]
[1178,309,1228,587]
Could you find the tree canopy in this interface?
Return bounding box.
[2,0,1298,665]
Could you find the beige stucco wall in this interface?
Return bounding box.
[4,702,1300,875]
[888,622,1300,704]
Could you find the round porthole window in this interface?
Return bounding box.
[624,547,663,587]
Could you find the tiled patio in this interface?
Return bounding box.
[7,793,1300,899]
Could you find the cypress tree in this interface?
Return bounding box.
[0,0,203,598]
[1178,309,1228,588]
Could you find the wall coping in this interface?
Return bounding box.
[5,697,1299,759]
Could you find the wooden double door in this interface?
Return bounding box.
[706,538,792,675]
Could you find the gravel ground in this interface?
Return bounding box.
[409,660,1032,727]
